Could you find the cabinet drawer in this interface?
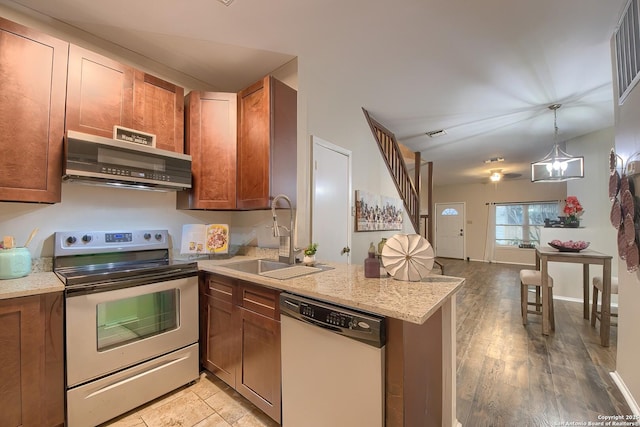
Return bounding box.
[204,274,235,303]
[239,282,280,319]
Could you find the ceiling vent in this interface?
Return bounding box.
[425,129,447,138]
[615,0,640,104]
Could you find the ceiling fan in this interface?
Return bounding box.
[486,169,523,184]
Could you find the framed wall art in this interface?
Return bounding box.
[355,190,404,231]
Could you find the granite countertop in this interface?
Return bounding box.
[198,257,465,325]
[0,257,466,324]
[0,272,64,300]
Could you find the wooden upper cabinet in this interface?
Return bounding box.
[66,44,135,137]
[134,72,184,153]
[66,45,185,153]
[0,18,68,203]
[237,76,297,210]
[178,91,237,209]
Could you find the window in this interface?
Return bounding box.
[495,202,559,246]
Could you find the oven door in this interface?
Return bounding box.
[66,275,198,387]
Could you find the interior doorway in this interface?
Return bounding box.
[435,202,465,259]
[311,136,352,263]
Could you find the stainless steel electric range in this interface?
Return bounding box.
[53,229,199,427]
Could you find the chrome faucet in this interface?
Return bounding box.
[271,194,298,264]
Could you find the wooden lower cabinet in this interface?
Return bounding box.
[201,275,238,387]
[237,304,281,423]
[0,292,64,427]
[200,274,281,423]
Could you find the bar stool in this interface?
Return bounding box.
[591,276,618,328]
[520,269,555,330]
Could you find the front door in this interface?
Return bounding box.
[435,202,465,259]
[311,136,352,263]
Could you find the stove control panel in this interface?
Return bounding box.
[54,229,169,256]
[105,232,133,243]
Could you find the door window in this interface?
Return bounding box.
[96,289,179,351]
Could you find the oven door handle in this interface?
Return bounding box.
[65,269,197,296]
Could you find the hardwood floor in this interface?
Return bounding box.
[441,259,631,427]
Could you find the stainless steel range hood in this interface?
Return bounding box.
[63,131,192,192]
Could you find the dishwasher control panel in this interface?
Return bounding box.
[300,302,372,331]
[280,292,385,347]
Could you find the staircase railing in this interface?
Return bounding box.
[362,108,420,232]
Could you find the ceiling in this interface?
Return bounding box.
[0,0,627,186]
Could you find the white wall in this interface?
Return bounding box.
[611,34,640,412]
[297,56,415,265]
[0,185,236,259]
[537,127,618,301]
[431,128,616,301]
[555,127,619,301]
[432,178,566,262]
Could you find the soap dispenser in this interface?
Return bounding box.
[364,242,380,278]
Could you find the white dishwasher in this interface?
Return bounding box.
[280,292,386,427]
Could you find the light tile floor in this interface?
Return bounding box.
[102,372,280,427]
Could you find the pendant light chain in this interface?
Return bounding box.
[553,107,558,143]
[550,103,561,146]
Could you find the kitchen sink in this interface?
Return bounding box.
[222,259,293,275]
[221,259,329,280]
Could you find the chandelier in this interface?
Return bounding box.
[531,104,584,182]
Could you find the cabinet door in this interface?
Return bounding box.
[178,91,237,209]
[201,275,238,388]
[270,77,298,208]
[237,307,281,424]
[237,76,297,210]
[0,18,67,203]
[0,296,44,427]
[134,72,184,153]
[66,44,135,138]
[43,293,64,427]
[237,76,271,209]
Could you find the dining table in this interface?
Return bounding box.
[535,246,613,346]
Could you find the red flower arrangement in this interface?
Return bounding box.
[563,196,584,220]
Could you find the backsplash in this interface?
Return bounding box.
[32,246,279,273]
[32,257,53,273]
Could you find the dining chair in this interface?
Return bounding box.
[591,276,618,328]
[520,269,555,330]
